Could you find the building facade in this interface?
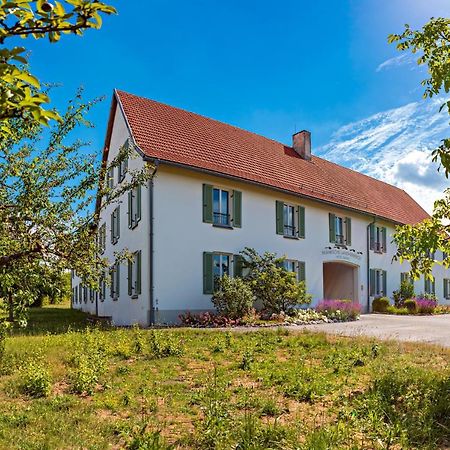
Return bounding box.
[71,91,450,325]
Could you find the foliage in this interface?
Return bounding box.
[0,0,116,135]
[316,299,361,321]
[372,296,390,313]
[0,93,151,325]
[240,247,311,314]
[179,311,243,327]
[389,18,450,277]
[415,297,438,314]
[386,305,410,315]
[211,275,254,319]
[21,360,52,398]
[403,298,417,313]
[392,280,415,307]
[147,330,183,359]
[0,305,449,448]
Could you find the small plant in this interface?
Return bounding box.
[393,280,415,307]
[403,298,417,313]
[316,299,361,321]
[179,311,242,327]
[372,296,390,313]
[386,305,409,315]
[415,297,437,314]
[239,350,254,370]
[211,275,254,319]
[21,361,52,398]
[148,331,183,358]
[125,425,174,450]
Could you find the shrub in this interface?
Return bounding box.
[372,296,390,313]
[241,247,312,314]
[21,361,52,398]
[403,298,417,313]
[393,280,415,307]
[211,275,254,319]
[148,330,183,358]
[179,311,242,327]
[316,299,361,321]
[415,297,437,314]
[386,305,409,315]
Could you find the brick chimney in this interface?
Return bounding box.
[292,130,311,161]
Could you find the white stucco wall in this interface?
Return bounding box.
[71,107,450,325]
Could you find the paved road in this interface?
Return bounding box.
[286,314,450,348]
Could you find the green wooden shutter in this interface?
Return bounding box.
[128,191,133,228]
[369,269,375,296]
[203,252,214,294]
[109,268,114,297]
[276,201,284,235]
[128,260,133,295]
[202,184,213,223]
[369,223,375,250]
[110,211,115,243]
[400,272,406,284]
[298,206,305,238]
[232,190,242,228]
[136,185,141,222]
[329,213,336,243]
[116,263,120,297]
[298,261,306,282]
[117,206,120,240]
[444,279,448,299]
[345,217,352,246]
[432,279,436,294]
[136,251,142,295]
[233,254,244,277]
[382,227,387,253]
[382,270,387,296]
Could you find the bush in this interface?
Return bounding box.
[372,296,390,313]
[21,361,52,398]
[404,299,417,313]
[415,297,437,314]
[148,330,183,358]
[315,299,361,321]
[393,280,415,307]
[211,275,254,319]
[386,305,409,315]
[241,247,311,315]
[179,311,243,327]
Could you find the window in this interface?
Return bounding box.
[400,272,412,286]
[98,223,106,254]
[111,206,120,244]
[83,285,88,304]
[329,213,351,246]
[213,188,230,226]
[106,167,114,198]
[444,279,450,299]
[282,259,306,282]
[99,274,106,302]
[128,186,141,229]
[128,251,142,297]
[89,288,95,303]
[424,277,435,295]
[369,224,387,253]
[110,262,120,300]
[202,184,242,228]
[370,269,387,297]
[118,139,130,182]
[203,252,237,294]
[276,201,305,238]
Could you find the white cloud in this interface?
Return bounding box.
[376,53,417,72]
[318,98,449,214]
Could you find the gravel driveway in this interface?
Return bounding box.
[286,314,450,348]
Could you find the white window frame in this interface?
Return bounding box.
[283,203,297,237]
[283,259,298,276]
[212,187,231,226]
[334,215,346,245]
[213,252,232,289]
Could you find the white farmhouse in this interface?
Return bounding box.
[71,90,450,325]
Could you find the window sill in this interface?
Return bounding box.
[213,223,233,230]
[131,294,139,300]
[283,235,299,240]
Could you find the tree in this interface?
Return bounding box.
[0,93,152,324]
[240,247,311,315]
[0,0,116,135]
[389,18,450,278]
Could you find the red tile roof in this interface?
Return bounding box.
[114,90,428,225]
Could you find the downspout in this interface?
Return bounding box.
[367,217,377,312]
[148,160,159,326]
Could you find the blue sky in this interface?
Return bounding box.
[23,0,450,212]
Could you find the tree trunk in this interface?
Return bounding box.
[7,292,14,322]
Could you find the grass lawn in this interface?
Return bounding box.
[0,305,448,449]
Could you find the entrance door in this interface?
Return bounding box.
[323,262,358,302]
